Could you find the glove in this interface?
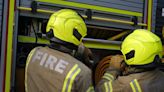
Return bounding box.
[83,46,94,69]
[109,55,124,70]
[84,47,93,62]
[76,43,94,69]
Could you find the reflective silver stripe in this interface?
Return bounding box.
[130,79,142,92]
[62,64,81,92]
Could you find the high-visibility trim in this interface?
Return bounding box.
[102,76,111,81]
[25,48,36,92]
[62,64,81,92]
[109,81,113,92]
[104,82,109,92]
[103,81,113,92]
[37,0,142,17]
[68,68,81,92]
[86,86,94,92]
[130,79,142,92]
[62,64,78,92]
[5,0,15,92]
[134,79,142,92]
[130,82,136,92]
[102,73,114,81]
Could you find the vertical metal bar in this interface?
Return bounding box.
[5,0,15,91]
[151,0,157,32]
[0,0,9,91]
[147,0,153,31]
[143,0,148,29]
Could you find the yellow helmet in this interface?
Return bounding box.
[46,9,87,45]
[121,29,163,65]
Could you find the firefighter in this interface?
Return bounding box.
[96,29,164,92]
[25,9,94,92]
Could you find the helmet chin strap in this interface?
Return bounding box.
[49,42,76,55]
[122,55,161,76]
[133,55,161,69]
[50,37,78,50]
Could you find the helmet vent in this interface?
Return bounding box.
[73,28,82,41]
[125,50,135,60]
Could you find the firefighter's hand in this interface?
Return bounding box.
[109,55,124,70]
[83,47,94,68]
[77,43,94,69]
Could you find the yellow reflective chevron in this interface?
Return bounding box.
[62,64,81,92]
[130,79,142,92]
